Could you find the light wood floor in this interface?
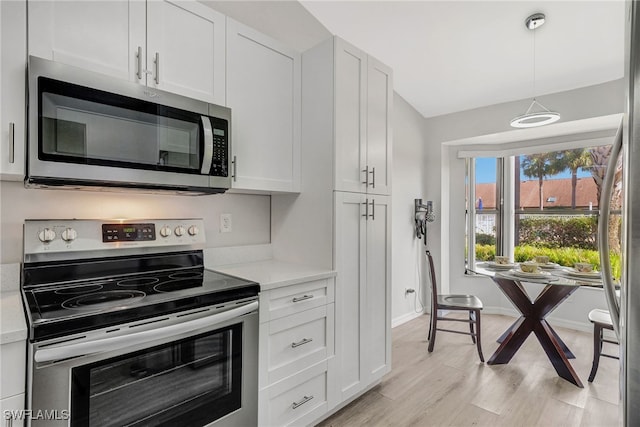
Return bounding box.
[318,313,620,427]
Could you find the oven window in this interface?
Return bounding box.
[70,323,242,427]
[39,77,203,173]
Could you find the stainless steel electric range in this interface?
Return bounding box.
[21,219,259,427]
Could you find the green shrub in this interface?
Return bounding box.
[518,216,597,250]
[475,233,496,245]
[475,244,496,261]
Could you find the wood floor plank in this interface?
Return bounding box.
[317,313,621,427]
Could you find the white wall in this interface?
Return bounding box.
[423,79,625,329]
[0,181,270,264]
[390,93,430,326]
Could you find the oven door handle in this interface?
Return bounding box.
[34,301,258,363]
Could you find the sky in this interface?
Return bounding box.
[475,157,592,184]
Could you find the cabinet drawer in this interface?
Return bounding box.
[1,341,26,399]
[261,361,328,427]
[261,305,334,385]
[260,278,334,323]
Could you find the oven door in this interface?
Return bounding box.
[27,303,257,427]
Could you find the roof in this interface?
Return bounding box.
[475,177,599,210]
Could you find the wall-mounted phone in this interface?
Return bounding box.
[415,199,435,245]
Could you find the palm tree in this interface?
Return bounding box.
[561,148,593,208]
[521,152,563,210]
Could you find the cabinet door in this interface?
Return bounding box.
[334,38,367,193]
[365,195,391,381]
[1,394,25,427]
[226,18,301,193]
[0,0,26,180]
[333,192,367,400]
[28,0,145,81]
[366,58,393,195]
[146,0,225,104]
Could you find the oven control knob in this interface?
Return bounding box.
[159,226,172,238]
[38,228,56,243]
[188,225,199,236]
[174,226,186,237]
[61,228,77,242]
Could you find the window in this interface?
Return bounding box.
[466,144,622,278]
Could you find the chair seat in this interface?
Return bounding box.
[437,294,483,310]
[588,309,613,327]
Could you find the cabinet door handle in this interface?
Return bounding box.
[370,199,375,220]
[292,294,313,303]
[8,122,15,164]
[291,338,313,348]
[362,198,369,220]
[231,155,237,181]
[154,52,160,85]
[370,166,376,188]
[136,46,143,80]
[292,395,314,410]
[362,166,369,187]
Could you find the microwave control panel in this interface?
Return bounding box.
[210,127,228,177]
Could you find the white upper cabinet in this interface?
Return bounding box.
[28,0,145,81]
[28,0,225,105]
[146,1,225,105]
[226,18,301,193]
[334,38,392,195]
[1,0,27,180]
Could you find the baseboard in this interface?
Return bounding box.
[392,310,424,328]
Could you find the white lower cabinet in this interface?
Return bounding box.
[1,393,25,427]
[258,278,335,426]
[334,191,391,401]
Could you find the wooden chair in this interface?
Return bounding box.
[587,308,619,382]
[426,250,484,362]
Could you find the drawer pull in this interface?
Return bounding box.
[8,122,15,164]
[291,338,313,348]
[292,395,314,410]
[292,294,313,303]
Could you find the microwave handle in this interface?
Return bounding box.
[200,116,214,174]
[34,301,258,363]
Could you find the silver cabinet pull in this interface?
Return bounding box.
[292,395,314,410]
[362,166,369,186]
[292,294,313,303]
[370,166,376,188]
[291,338,313,348]
[136,46,143,80]
[370,199,375,220]
[362,198,369,220]
[8,122,15,164]
[154,52,160,85]
[231,155,237,181]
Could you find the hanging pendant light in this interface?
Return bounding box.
[510,13,560,128]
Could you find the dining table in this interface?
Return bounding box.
[471,262,607,388]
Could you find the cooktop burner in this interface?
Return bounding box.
[62,290,146,310]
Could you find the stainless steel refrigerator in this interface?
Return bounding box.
[600,2,640,425]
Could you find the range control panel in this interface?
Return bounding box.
[23,219,206,260]
[102,223,156,242]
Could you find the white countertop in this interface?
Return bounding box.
[1,291,27,344]
[214,260,336,291]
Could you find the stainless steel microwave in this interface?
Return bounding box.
[27,56,231,194]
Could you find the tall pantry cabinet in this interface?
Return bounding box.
[274,35,392,412]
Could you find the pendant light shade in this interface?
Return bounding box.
[511,13,560,128]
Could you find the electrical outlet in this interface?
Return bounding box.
[220,213,232,233]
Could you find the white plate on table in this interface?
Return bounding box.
[565,268,601,279]
[535,262,560,269]
[510,269,553,279]
[484,261,517,270]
